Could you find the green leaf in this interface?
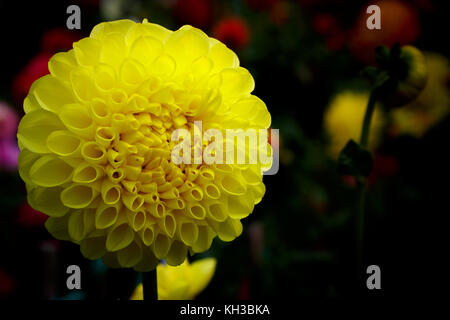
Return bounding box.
[337,140,373,177]
[360,66,380,82]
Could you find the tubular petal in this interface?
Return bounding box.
[45,215,71,241]
[34,75,73,112]
[60,184,97,209]
[29,155,73,187]
[139,225,156,246]
[80,236,107,260]
[28,187,69,217]
[106,223,135,252]
[153,233,172,259]
[60,103,95,139]
[178,220,199,246]
[165,240,188,266]
[47,130,82,157]
[68,210,86,241]
[73,163,103,183]
[17,109,64,154]
[49,51,77,82]
[95,203,119,229]
[117,241,142,268]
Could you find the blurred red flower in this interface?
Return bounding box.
[238,275,251,299]
[17,202,48,229]
[0,269,15,296]
[325,31,347,52]
[270,1,290,26]
[312,13,338,36]
[368,154,399,186]
[0,102,18,140]
[12,28,80,104]
[41,28,80,53]
[213,17,250,51]
[312,13,347,51]
[0,102,19,170]
[0,139,19,170]
[174,0,212,29]
[350,0,420,63]
[12,52,51,104]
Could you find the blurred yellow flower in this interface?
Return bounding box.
[324,92,385,158]
[130,257,217,300]
[390,52,450,137]
[17,19,271,271]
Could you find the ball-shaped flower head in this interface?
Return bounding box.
[324,91,385,158]
[17,19,271,271]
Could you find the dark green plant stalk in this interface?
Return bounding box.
[355,90,377,271]
[142,270,158,300]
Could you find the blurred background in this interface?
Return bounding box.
[0,0,448,300]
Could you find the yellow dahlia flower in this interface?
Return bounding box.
[17,19,271,271]
[390,52,450,138]
[324,91,385,158]
[130,257,216,300]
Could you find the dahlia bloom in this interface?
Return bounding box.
[130,257,216,300]
[17,19,271,271]
[324,91,385,158]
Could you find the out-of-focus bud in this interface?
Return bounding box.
[376,45,428,108]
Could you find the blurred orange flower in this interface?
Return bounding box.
[350,0,420,63]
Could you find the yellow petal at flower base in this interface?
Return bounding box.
[324,91,386,158]
[130,258,217,300]
[17,19,271,271]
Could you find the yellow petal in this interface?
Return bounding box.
[219,67,255,103]
[48,51,77,83]
[17,109,64,154]
[45,215,71,240]
[208,42,239,72]
[100,32,128,69]
[91,19,135,40]
[28,186,69,217]
[164,26,209,73]
[47,130,82,157]
[60,184,97,209]
[34,75,74,112]
[187,258,217,298]
[74,37,102,67]
[129,36,163,67]
[117,241,142,268]
[80,236,107,260]
[106,223,134,252]
[130,283,143,300]
[29,155,73,187]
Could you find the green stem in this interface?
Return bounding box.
[142,270,157,300]
[355,90,377,274]
[360,91,377,149]
[356,180,367,271]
